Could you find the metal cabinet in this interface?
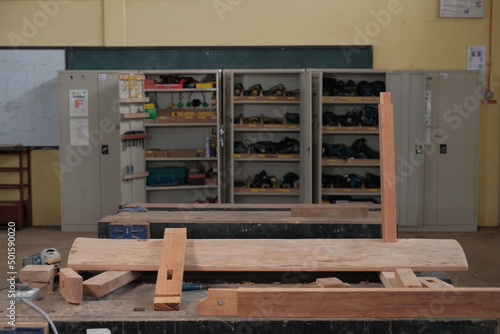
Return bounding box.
[389,70,480,232]
[59,71,125,232]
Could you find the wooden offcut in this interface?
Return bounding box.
[68,237,468,272]
[316,277,350,288]
[154,228,187,311]
[83,271,143,297]
[20,265,55,283]
[379,92,398,242]
[59,268,83,304]
[198,287,500,318]
[395,268,423,288]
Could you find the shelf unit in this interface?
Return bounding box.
[225,69,312,204]
[0,146,32,229]
[142,70,222,204]
[312,69,387,204]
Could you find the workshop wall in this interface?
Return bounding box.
[0,0,498,227]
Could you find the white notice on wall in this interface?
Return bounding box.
[70,119,89,146]
[69,89,89,117]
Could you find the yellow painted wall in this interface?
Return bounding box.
[0,0,498,226]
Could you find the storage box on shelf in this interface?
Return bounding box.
[312,69,387,204]
[142,70,222,204]
[225,70,312,204]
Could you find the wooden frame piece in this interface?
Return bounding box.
[154,228,187,311]
[290,205,368,219]
[83,271,143,297]
[198,286,500,318]
[379,92,398,242]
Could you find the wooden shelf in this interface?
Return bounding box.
[234,188,300,196]
[234,154,300,162]
[234,96,300,104]
[322,188,381,195]
[322,96,380,104]
[234,124,300,132]
[146,122,217,127]
[146,116,217,125]
[120,113,150,120]
[122,171,149,181]
[119,97,150,103]
[146,157,217,162]
[322,126,379,134]
[322,158,380,166]
[146,185,218,191]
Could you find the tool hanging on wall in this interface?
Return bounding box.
[122,131,146,150]
[177,93,184,108]
[169,93,175,109]
[186,92,193,108]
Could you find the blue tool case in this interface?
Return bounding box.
[146,167,187,186]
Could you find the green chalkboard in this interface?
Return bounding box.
[66,46,372,70]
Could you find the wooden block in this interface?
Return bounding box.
[419,277,454,289]
[198,287,500,318]
[378,271,399,288]
[68,238,469,273]
[83,271,143,297]
[30,278,54,295]
[154,228,187,311]
[291,206,368,219]
[316,277,350,288]
[379,92,398,242]
[395,268,423,288]
[20,265,55,283]
[59,268,83,304]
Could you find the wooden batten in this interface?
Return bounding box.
[83,271,143,297]
[59,268,83,304]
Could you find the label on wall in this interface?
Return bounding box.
[70,119,89,146]
[439,0,484,18]
[69,89,89,117]
[424,91,432,146]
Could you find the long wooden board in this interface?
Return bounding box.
[198,287,500,318]
[154,228,187,311]
[68,238,468,272]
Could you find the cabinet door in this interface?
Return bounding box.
[388,72,426,227]
[424,71,479,230]
[97,73,122,217]
[59,72,102,232]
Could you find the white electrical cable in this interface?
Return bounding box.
[21,298,59,334]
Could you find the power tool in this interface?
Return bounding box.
[22,248,62,270]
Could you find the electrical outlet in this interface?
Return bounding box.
[468,46,486,71]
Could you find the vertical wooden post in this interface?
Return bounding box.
[154,228,187,311]
[379,92,398,242]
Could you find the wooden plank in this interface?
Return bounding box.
[379,92,398,242]
[122,171,149,180]
[395,268,423,288]
[154,228,187,311]
[291,206,368,219]
[30,278,54,295]
[59,268,83,304]
[419,277,454,289]
[198,287,500,318]
[83,271,143,297]
[68,238,468,272]
[20,265,55,283]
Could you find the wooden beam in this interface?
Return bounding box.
[68,238,468,272]
[378,271,399,288]
[83,271,143,297]
[198,287,500,318]
[379,92,398,242]
[20,265,55,283]
[59,268,83,304]
[154,228,187,311]
[290,205,368,219]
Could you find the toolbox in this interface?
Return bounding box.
[189,173,206,186]
[147,167,187,186]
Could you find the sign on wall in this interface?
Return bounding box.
[439,0,484,18]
